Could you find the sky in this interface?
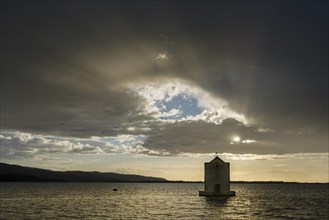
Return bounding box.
[1,1,328,182]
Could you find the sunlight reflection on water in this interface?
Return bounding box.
[0,183,328,219]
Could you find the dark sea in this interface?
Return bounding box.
[0,183,328,219]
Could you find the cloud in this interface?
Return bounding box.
[175,152,328,161]
[256,128,275,133]
[1,1,327,162]
[0,132,105,158]
[132,81,246,124]
[5,112,326,160]
[1,119,327,162]
[222,153,329,161]
[0,131,170,159]
[242,139,256,144]
[140,118,327,155]
[156,53,168,60]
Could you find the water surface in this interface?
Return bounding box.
[1,183,328,219]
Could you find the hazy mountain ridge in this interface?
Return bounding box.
[0,163,167,182]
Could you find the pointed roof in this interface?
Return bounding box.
[209,156,226,164]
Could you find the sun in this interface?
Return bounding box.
[233,136,240,142]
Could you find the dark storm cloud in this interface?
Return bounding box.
[1,1,328,155]
[141,118,327,155]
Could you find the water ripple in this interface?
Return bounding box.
[1,183,328,219]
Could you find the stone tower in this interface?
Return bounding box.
[199,156,235,196]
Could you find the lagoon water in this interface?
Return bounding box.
[0,183,328,219]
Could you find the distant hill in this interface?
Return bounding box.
[0,163,167,182]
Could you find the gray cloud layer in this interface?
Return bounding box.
[1,1,328,156]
